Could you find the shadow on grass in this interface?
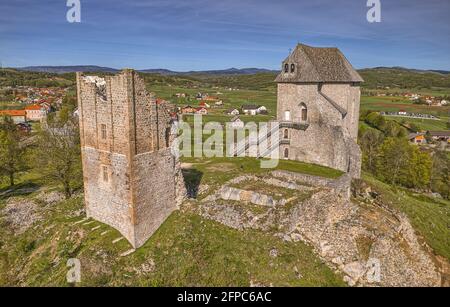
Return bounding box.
[182,168,203,199]
[0,181,41,200]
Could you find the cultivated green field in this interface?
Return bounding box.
[150,85,277,114]
[361,96,450,117]
[384,116,449,131]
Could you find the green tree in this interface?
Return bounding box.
[375,137,432,189]
[376,137,411,186]
[383,120,407,138]
[0,116,27,186]
[407,147,432,189]
[359,128,384,173]
[36,113,81,199]
[425,131,433,144]
[365,112,386,130]
[430,150,450,199]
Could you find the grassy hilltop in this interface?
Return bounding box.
[0,67,449,286]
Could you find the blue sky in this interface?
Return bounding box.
[1,0,449,70]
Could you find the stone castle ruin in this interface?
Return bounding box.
[276,44,363,177]
[74,46,446,286]
[76,43,363,248]
[76,70,185,248]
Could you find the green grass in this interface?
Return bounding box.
[384,116,449,131]
[0,191,344,286]
[361,96,450,118]
[182,114,275,125]
[363,173,450,261]
[181,157,342,189]
[149,84,277,115]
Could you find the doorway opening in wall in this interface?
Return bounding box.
[284,148,289,159]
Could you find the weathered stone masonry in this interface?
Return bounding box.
[276,44,363,178]
[77,70,185,248]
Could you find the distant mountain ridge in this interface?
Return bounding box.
[17,65,120,74]
[16,66,278,75]
[15,65,450,76]
[363,66,450,75]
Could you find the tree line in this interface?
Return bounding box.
[359,111,449,199]
[0,96,81,199]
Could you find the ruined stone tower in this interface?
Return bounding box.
[276,43,363,177]
[76,69,185,248]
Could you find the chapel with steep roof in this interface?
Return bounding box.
[275,43,363,177]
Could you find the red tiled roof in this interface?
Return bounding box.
[0,110,26,117]
[25,104,42,110]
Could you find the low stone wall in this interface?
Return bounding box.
[218,186,280,207]
[270,170,351,199]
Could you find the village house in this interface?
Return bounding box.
[195,92,208,100]
[0,110,27,124]
[241,104,258,115]
[25,104,47,121]
[408,133,426,144]
[257,105,268,114]
[226,108,240,116]
[241,104,267,115]
[428,131,450,143]
[195,107,208,115]
[203,96,219,102]
[181,105,196,114]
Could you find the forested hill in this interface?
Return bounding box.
[2,67,450,91]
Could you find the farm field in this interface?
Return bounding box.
[384,116,449,131]
[149,85,277,115]
[361,96,450,119]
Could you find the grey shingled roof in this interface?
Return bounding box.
[275,43,364,83]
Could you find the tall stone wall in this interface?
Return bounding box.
[277,83,361,177]
[77,70,185,248]
[132,148,178,248]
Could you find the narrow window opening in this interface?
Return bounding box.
[101,124,107,139]
[300,103,308,121]
[284,110,291,121]
[102,165,109,182]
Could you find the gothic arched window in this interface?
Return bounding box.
[284,129,289,139]
[284,63,289,73]
[290,64,295,73]
[299,103,308,121]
